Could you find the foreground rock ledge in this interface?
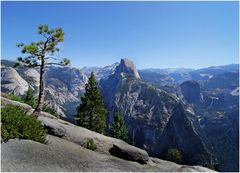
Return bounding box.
[1,97,215,172]
[2,135,214,172]
[37,114,149,164]
[1,96,149,164]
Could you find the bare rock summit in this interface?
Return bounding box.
[115,58,141,79]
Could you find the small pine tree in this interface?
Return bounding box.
[24,87,37,108]
[76,72,106,134]
[110,111,129,142]
[165,148,182,164]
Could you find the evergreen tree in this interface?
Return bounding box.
[165,148,182,164]
[110,111,129,142]
[76,72,106,134]
[14,24,70,114]
[24,87,37,108]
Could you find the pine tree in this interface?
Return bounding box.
[24,87,37,108]
[76,72,106,134]
[110,111,129,142]
[165,148,182,164]
[14,24,70,114]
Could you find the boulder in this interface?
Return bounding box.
[109,142,149,164]
[42,119,66,138]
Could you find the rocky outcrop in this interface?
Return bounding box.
[1,97,213,171]
[16,67,40,93]
[1,67,29,95]
[1,97,215,171]
[1,97,148,164]
[115,58,141,79]
[180,80,201,104]
[1,96,32,110]
[1,135,214,172]
[38,115,149,164]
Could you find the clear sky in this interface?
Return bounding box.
[1,1,239,69]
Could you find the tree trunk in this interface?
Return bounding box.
[34,58,45,113]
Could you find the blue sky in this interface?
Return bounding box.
[1,1,239,69]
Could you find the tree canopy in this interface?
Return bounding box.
[165,148,182,164]
[110,111,129,142]
[15,24,70,113]
[76,72,106,134]
[24,87,37,108]
[15,24,69,68]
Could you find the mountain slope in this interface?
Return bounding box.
[100,58,212,166]
[1,59,238,171]
[179,73,239,171]
[1,60,116,118]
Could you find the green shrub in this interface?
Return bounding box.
[24,87,37,108]
[165,148,182,164]
[3,93,24,103]
[1,105,47,143]
[86,139,97,151]
[110,111,129,142]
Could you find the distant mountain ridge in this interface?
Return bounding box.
[1,59,117,118]
[140,64,239,85]
[1,59,238,116]
[1,59,239,171]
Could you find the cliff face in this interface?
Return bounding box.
[100,58,212,166]
[115,58,141,79]
[180,80,201,104]
[1,67,29,95]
